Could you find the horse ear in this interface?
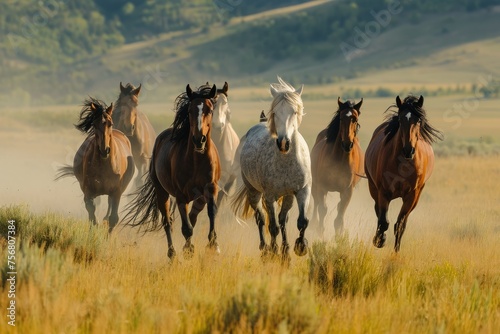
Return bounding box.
[295,84,303,96]
[270,84,279,98]
[260,110,266,122]
[90,103,97,111]
[418,95,424,108]
[209,84,217,99]
[186,84,193,99]
[120,82,126,93]
[106,103,113,116]
[396,96,402,108]
[337,97,343,109]
[132,84,141,96]
[223,81,229,95]
[354,98,363,113]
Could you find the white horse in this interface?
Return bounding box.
[233,77,311,261]
[210,82,240,207]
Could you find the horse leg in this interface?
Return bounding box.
[84,196,97,226]
[294,186,311,256]
[394,189,422,252]
[158,191,176,260]
[106,193,121,234]
[246,187,267,252]
[312,184,328,237]
[373,194,390,248]
[177,201,194,259]
[135,155,147,188]
[278,195,294,263]
[204,184,220,253]
[334,187,353,236]
[263,197,279,255]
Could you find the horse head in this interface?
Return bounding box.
[337,97,362,153]
[186,84,217,153]
[268,76,304,154]
[212,82,229,131]
[116,82,141,136]
[396,95,423,160]
[92,102,114,159]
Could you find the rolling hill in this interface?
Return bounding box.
[1,0,499,106]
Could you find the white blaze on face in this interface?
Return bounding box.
[197,103,204,131]
[405,112,411,121]
[346,111,352,117]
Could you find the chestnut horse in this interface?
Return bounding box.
[124,84,221,260]
[113,82,156,187]
[56,98,135,232]
[365,95,443,252]
[310,98,364,236]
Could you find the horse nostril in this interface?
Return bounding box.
[131,124,135,131]
[200,135,207,144]
[105,147,110,155]
[276,137,290,152]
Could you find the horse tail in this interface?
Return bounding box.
[122,173,161,232]
[232,185,254,219]
[54,165,74,181]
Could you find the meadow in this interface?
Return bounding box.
[0,93,499,333]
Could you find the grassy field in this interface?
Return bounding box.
[0,91,499,332]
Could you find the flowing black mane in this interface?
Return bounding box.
[75,97,110,135]
[170,85,216,142]
[326,100,356,143]
[383,95,444,144]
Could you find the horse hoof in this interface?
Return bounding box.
[167,247,176,260]
[373,233,386,248]
[294,237,308,256]
[183,244,194,259]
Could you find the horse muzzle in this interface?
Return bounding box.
[341,141,354,153]
[276,136,290,154]
[403,146,415,160]
[100,147,110,159]
[193,135,207,153]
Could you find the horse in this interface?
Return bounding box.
[209,81,240,207]
[124,84,221,260]
[233,77,311,262]
[56,98,135,232]
[365,95,443,252]
[310,97,364,236]
[113,82,156,188]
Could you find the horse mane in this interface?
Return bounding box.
[267,77,304,135]
[74,97,110,135]
[170,85,216,142]
[383,95,444,144]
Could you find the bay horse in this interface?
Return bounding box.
[310,97,364,236]
[233,77,311,262]
[365,95,443,252]
[113,82,156,188]
[209,81,240,207]
[56,98,135,232]
[124,84,221,260]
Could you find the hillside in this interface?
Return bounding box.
[1,0,499,106]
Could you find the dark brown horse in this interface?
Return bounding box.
[310,98,364,236]
[124,84,221,260]
[113,82,156,187]
[56,98,135,232]
[365,95,443,252]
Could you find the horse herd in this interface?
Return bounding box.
[57,76,443,262]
